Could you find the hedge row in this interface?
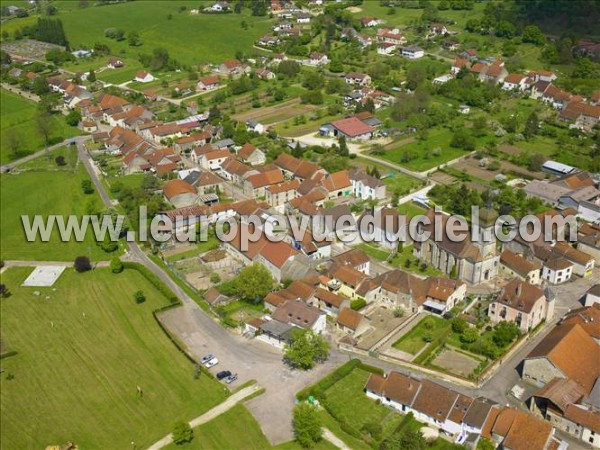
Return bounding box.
[413,328,451,365]
[357,362,385,376]
[350,298,367,311]
[122,262,180,305]
[296,359,360,401]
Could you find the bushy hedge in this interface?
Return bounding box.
[350,298,367,311]
[122,262,180,305]
[357,362,385,376]
[296,359,360,401]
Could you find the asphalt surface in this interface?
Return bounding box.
[73,136,600,446]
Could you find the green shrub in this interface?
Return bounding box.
[350,298,367,311]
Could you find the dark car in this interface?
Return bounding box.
[216,370,232,380]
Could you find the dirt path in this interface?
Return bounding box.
[322,428,350,450]
[146,385,263,450]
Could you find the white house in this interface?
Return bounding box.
[401,45,424,59]
[309,52,328,66]
[502,73,528,91]
[377,43,396,55]
[134,70,155,83]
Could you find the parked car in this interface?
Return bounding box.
[225,374,238,384]
[201,354,214,365]
[216,370,232,380]
[204,357,219,368]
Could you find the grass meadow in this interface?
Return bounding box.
[14,1,275,66]
[0,89,80,164]
[392,316,450,355]
[0,168,109,261]
[0,267,227,449]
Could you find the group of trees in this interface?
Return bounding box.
[17,18,70,47]
[139,48,179,71]
[284,329,330,371]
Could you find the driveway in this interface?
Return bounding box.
[159,305,347,444]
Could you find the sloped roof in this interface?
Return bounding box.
[336,307,363,330]
[494,278,545,314]
[527,323,600,394]
[163,179,196,200]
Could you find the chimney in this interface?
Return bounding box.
[516,282,522,297]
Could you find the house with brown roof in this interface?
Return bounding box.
[522,323,600,393]
[182,170,224,195]
[500,250,541,284]
[551,241,595,277]
[502,73,529,91]
[488,278,554,333]
[244,168,285,197]
[173,132,211,153]
[365,371,501,440]
[134,70,154,83]
[329,265,371,299]
[199,149,232,171]
[271,299,326,333]
[358,269,466,314]
[311,288,349,316]
[348,169,386,200]
[219,157,256,184]
[324,117,375,141]
[559,101,600,131]
[163,179,198,208]
[486,407,556,450]
[273,153,325,181]
[237,143,266,166]
[197,75,220,91]
[321,170,353,199]
[266,179,300,210]
[336,307,367,335]
[330,248,371,275]
[255,239,303,282]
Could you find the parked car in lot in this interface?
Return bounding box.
[204,357,219,368]
[216,370,232,380]
[201,354,214,365]
[225,374,238,384]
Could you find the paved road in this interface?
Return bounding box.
[76,139,113,208]
[2,260,109,268]
[1,82,40,102]
[146,384,263,450]
[73,136,600,444]
[2,138,88,171]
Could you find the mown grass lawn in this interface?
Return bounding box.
[46,1,274,66]
[324,368,405,436]
[0,168,109,261]
[163,403,338,450]
[0,89,80,164]
[379,128,472,172]
[0,267,227,450]
[388,245,444,277]
[392,316,451,355]
[356,243,392,261]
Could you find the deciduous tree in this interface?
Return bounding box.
[293,403,322,448]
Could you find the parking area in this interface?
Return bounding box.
[159,304,347,445]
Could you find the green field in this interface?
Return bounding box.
[9,1,275,66]
[0,89,79,164]
[0,267,228,449]
[0,169,109,261]
[392,316,451,355]
[379,128,473,172]
[324,368,404,436]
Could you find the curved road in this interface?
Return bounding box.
[73,138,599,447]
